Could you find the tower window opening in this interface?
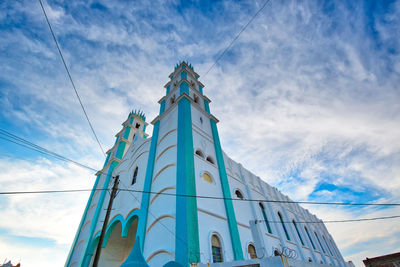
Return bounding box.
[308,258,313,262]
[206,156,215,164]
[278,212,290,241]
[211,234,223,263]
[170,95,175,104]
[135,123,140,129]
[200,117,203,124]
[195,149,205,158]
[132,167,138,185]
[235,189,244,199]
[248,244,257,259]
[259,203,272,234]
[194,94,199,104]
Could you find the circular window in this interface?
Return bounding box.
[201,172,213,183]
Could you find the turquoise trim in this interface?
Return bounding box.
[103,153,111,168]
[81,160,119,266]
[137,121,160,249]
[143,124,147,133]
[129,116,134,124]
[102,214,125,248]
[260,205,272,234]
[116,141,127,159]
[209,120,244,260]
[171,75,173,80]
[166,85,171,94]
[124,126,131,139]
[203,99,210,113]
[64,174,102,267]
[180,81,189,95]
[181,71,187,79]
[176,97,200,264]
[160,99,166,115]
[199,85,203,94]
[114,136,119,145]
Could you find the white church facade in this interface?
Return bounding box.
[65,62,348,267]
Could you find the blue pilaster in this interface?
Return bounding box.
[175,96,200,265]
[137,121,160,249]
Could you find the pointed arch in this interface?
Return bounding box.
[103,214,124,247]
[122,208,140,237]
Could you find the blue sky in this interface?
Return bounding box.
[1,0,399,266]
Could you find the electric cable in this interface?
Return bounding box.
[202,0,271,77]
[1,128,399,207]
[0,187,399,207]
[38,0,106,157]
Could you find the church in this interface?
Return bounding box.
[65,62,348,267]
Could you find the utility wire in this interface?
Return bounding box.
[1,128,400,207]
[203,0,271,77]
[0,129,99,173]
[1,187,399,207]
[0,186,398,224]
[256,215,400,224]
[38,0,106,157]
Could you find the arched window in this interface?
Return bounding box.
[314,231,326,253]
[259,203,272,234]
[304,227,315,249]
[248,244,257,259]
[292,220,304,245]
[200,117,203,124]
[194,94,199,104]
[206,156,215,164]
[211,234,223,263]
[278,212,290,241]
[170,94,175,104]
[201,172,213,183]
[308,258,313,262]
[195,149,205,158]
[322,235,333,256]
[235,189,244,199]
[132,167,138,185]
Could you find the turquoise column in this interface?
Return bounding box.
[81,160,119,266]
[65,173,102,266]
[204,98,243,260]
[136,99,165,248]
[137,121,160,249]
[176,96,200,265]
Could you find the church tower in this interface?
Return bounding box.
[66,62,347,267]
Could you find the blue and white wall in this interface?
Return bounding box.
[66,62,347,267]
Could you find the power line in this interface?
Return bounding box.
[202,0,271,77]
[1,128,399,207]
[1,187,399,207]
[256,215,400,224]
[0,128,99,173]
[0,186,398,224]
[38,0,106,157]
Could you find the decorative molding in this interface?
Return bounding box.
[152,163,176,183]
[146,214,175,234]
